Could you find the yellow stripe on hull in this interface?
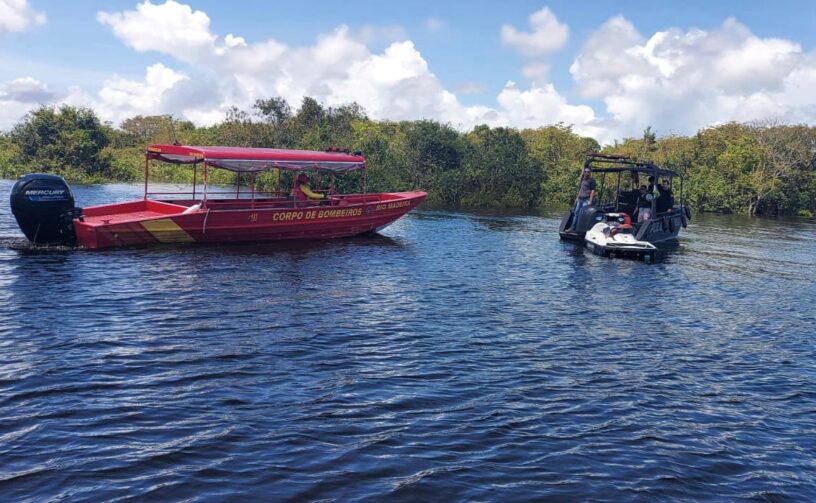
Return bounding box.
[141,218,195,243]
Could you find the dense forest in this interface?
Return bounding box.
[1,98,814,217]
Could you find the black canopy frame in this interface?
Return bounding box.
[580,153,684,215]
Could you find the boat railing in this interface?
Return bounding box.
[146,189,290,199]
[144,189,398,212]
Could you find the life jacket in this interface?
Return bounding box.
[637,193,653,208]
[609,213,633,238]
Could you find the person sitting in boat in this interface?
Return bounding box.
[633,185,653,223]
[656,179,674,214]
[292,173,327,205]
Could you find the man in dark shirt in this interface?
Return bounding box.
[571,167,596,230]
[656,179,674,213]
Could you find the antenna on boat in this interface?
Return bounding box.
[167,114,181,146]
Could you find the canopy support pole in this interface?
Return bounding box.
[143,156,149,201]
[251,173,256,209]
[236,172,241,199]
[363,170,368,194]
[192,161,198,201]
[203,162,209,208]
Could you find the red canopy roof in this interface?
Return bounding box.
[146,145,366,173]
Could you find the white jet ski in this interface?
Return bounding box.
[585,213,657,259]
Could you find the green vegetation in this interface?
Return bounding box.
[1,102,815,217]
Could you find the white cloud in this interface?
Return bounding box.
[97,0,216,63]
[356,25,408,45]
[94,2,459,126]
[223,34,246,48]
[0,99,33,129]
[89,1,599,135]
[95,63,189,124]
[0,0,45,33]
[569,15,645,100]
[61,86,95,109]
[494,81,603,138]
[326,40,458,121]
[0,76,55,102]
[6,64,196,128]
[714,28,800,93]
[86,1,816,145]
[570,15,816,140]
[425,17,445,33]
[456,81,486,95]
[501,7,568,55]
[0,77,59,129]
[521,62,550,83]
[9,0,816,149]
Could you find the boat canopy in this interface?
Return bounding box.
[146,145,366,173]
[584,153,680,178]
[589,165,681,177]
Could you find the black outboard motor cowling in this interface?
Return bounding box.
[10,174,82,246]
[574,205,604,233]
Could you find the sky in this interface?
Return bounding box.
[2,0,816,144]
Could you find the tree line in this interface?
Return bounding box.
[1,98,814,217]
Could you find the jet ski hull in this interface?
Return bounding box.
[586,240,657,259]
[585,220,657,259]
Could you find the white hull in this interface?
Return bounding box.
[585,222,657,258]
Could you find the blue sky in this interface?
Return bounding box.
[2,0,816,143]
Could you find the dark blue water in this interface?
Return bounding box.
[1,179,815,501]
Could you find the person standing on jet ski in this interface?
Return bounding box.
[633,185,653,223]
[570,167,596,230]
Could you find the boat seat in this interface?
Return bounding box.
[617,191,639,215]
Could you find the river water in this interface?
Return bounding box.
[0,179,814,501]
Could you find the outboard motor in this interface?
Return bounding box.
[574,205,605,233]
[10,174,82,246]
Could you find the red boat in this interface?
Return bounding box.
[10,145,427,249]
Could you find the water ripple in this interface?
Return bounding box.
[0,180,814,500]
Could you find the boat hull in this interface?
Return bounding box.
[73,192,426,249]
